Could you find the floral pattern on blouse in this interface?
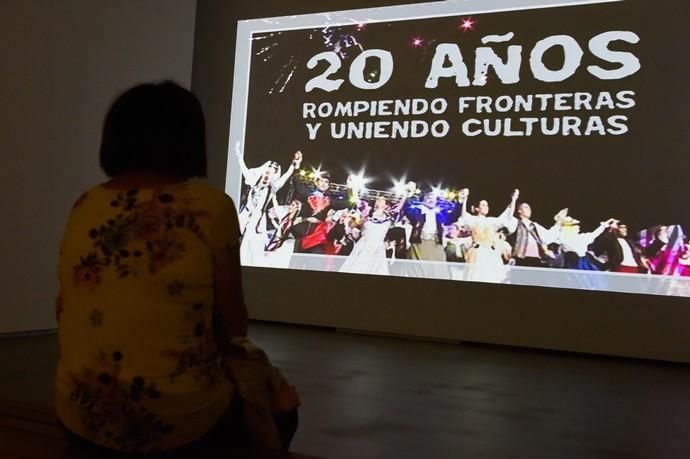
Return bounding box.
[161,301,222,388]
[57,182,237,453]
[68,350,173,453]
[73,189,210,282]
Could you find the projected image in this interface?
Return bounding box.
[228,0,690,297]
[236,150,689,279]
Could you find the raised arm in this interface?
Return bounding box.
[456,188,473,225]
[234,142,251,182]
[291,152,315,201]
[581,218,616,244]
[459,188,469,218]
[497,189,519,231]
[273,151,302,191]
[541,221,563,245]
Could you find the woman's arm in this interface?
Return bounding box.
[235,142,252,183]
[273,151,302,192]
[496,189,520,230]
[457,188,472,225]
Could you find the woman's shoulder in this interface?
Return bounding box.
[71,180,235,208]
[68,184,113,212]
[180,180,236,209]
[68,181,235,217]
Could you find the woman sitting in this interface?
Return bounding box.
[55,82,297,455]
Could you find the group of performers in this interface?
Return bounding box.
[235,148,690,282]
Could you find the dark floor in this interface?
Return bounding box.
[1,322,689,458]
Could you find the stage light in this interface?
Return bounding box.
[347,168,372,196]
[391,176,409,196]
[312,166,325,180]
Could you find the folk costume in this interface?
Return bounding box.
[237,159,294,265]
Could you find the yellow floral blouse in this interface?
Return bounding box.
[56,180,238,453]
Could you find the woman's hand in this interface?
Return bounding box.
[292,151,303,168]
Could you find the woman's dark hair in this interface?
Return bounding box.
[99,81,207,178]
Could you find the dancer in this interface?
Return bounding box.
[460,191,519,234]
[340,196,405,275]
[236,144,302,264]
[510,202,563,267]
[404,188,463,262]
[556,211,617,270]
[385,181,417,260]
[460,189,519,283]
[290,164,352,254]
[602,222,649,273]
[643,225,685,275]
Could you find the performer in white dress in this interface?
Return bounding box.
[236,144,302,265]
[340,196,403,275]
[460,189,519,283]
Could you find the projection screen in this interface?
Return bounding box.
[214,0,690,362]
[228,0,689,296]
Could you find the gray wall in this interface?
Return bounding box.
[0,1,197,333]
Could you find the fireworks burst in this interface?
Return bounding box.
[256,42,279,62]
[253,24,366,94]
[268,56,299,95]
[459,17,476,31]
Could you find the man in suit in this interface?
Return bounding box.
[289,168,351,255]
[403,188,463,261]
[595,223,648,273]
[509,203,562,267]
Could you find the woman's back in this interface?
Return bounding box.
[56,180,237,453]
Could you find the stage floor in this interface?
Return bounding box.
[249,253,690,298]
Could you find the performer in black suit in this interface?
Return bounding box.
[592,223,648,273]
[289,166,352,255]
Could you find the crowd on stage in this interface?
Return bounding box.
[236,149,690,281]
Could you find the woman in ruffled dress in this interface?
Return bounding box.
[340,196,405,275]
[460,189,519,283]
